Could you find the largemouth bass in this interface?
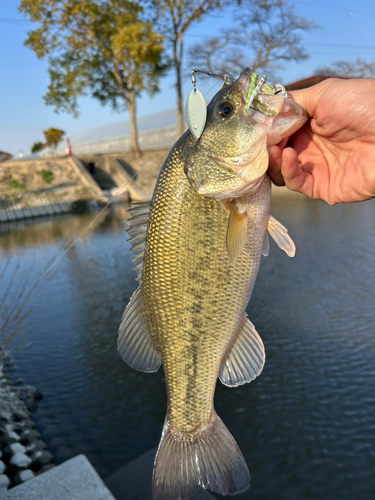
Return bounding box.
[118,68,307,500]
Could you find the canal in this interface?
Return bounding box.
[0,195,374,500]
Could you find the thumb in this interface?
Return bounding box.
[288,81,328,118]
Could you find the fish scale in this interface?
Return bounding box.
[142,133,270,434]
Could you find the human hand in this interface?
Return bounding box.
[268,78,375,204]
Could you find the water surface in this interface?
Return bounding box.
[0,196,374,500]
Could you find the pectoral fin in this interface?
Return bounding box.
[219,316,265,387]
[267,215,295,257]
[226,206,248,263]
[118,287,162,373]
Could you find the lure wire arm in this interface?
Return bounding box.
[191,69,197,92]
[190,68,234,87]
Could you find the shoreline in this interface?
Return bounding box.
[0,352,54,493]
[0,183,306,224]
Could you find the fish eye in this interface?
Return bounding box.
[217,101,234,118]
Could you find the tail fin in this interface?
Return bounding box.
[152,413,250,500]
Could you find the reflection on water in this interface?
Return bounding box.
[1,198,375,499]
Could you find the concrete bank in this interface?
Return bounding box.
[0,154,151,223]
[1,455,115,500]
[0,149,305,223]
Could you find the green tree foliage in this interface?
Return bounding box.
[43,128,65,156]
[19,0,169,158]
[188,0,317,83]
[31,141,44,153]
[315,58,375,79]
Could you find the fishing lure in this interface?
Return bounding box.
[185,69,288,137]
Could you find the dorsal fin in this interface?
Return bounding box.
[219,315,265,387]
[125,202,150,280]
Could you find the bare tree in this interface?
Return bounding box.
[315,58,375,79]
[188,0,317,81]
[152,0,237,136]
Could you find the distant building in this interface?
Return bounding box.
[285,75,348,91]
[0,150,12,162]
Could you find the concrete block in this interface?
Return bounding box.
[26,440,46,453]
[0,474,10,491]
[0,410,13,422]
[61,202,72,211]
[4,424,17,434]
[4,443,26,458]
[14,469,35,484]
[10,452,32,468]
[1,455,115,500]
[39,464,55,474]
[21,429,41,443]
[31,450,53,465]
[3,424,20,443]
[16,419,35,432]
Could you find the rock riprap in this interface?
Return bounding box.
[0,357,54,492]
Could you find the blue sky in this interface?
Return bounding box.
[1,0,375,155]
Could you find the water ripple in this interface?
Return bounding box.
[1,199,375,498]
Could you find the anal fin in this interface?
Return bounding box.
[118,287,162,372]
[219,316,265,387]
[226,205,248,263]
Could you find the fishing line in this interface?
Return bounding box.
[348,11,373,60]
[36,78,222,282]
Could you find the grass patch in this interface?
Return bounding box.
[8,179,25,190]
[39,170,54,184]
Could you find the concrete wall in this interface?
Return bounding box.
[0,154,152,221]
